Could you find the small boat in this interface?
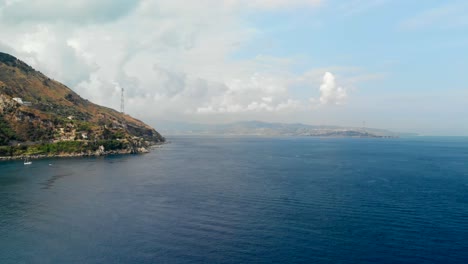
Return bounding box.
[24,157,32,165]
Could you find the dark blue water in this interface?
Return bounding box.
[0,136,467,263]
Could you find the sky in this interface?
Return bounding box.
[0,0,467,135]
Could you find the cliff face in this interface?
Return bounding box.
[0,52,164,157]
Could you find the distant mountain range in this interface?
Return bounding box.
[157,120,414,138]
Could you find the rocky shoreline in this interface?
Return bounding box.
[0,142,165,161]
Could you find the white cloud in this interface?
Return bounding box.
[0,0,373,124]
[319,72,347,105]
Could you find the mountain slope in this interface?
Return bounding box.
[158,120,405,138]
[0,52,164,157]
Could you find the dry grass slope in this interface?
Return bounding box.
[0,52,164,157]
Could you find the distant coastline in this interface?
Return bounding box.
[156,120,411,138]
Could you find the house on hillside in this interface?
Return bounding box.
[12,97,32,106]
[12,97,23,104]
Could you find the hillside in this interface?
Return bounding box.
[158,120,405,138]
[0,52,164,158]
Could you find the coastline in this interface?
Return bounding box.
[0,142,166,161]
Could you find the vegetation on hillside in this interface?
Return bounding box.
[0,140,128,157]
[0,52,164,157]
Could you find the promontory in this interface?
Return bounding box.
[0,52,164,159]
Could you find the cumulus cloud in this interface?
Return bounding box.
[319,72,347,105]
[193,73,302,114]
[0,0,367,124]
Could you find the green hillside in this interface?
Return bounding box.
[0,52,164,158]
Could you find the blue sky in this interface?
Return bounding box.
[235,0,468,135]
[0,0,466,135]
[241,0,468,92]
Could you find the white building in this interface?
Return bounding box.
[12,97,23,104]
[12,97,32,106]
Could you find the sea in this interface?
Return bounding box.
[0,136,467,264]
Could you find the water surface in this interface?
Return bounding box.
[1,136,467,263]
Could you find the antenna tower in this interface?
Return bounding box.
[120,87,125,114]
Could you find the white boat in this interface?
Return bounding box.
[24,157,32,165]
